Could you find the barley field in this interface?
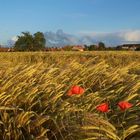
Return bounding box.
[0,51,140,140]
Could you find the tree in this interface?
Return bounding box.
[88,44,97,51]
[136,46,140,51]
[98,42,106,50]
[83,45,89,51]
[33,32,46,51]
[14,32,46,51]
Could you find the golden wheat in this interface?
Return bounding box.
[0,51,140,140]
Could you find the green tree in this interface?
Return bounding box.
[14,32,46,51]
[83,44,97,51]
[136,46,140,51]
[34,32,46,51]
[88,44,97,51]
[98,42,106,50]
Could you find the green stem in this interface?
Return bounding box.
[122,110,127,140]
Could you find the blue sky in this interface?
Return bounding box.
[0,0,140,45]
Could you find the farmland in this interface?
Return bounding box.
[0,51,140,140]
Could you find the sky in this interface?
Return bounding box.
[0,0,140,46]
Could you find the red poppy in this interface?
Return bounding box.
[67,85,85,96]
[118,101,133,111]
[96,103,109,113]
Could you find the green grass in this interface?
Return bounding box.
[0,51,140,140]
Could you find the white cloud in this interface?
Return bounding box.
[122,30,140,41]
[78,30,140,45]
[11,36,18,42]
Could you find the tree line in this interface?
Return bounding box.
[1,31,139,51]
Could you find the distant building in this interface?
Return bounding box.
[118,44,140,51]
[72,45,84,51]
[0,47,14,52]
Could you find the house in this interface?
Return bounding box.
[118,44,140,51]
[72,45,84,51]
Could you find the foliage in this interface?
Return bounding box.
[84,42,106,51]
[84,44,98,51]
[98,42,106,50]
[0,51,140,139]
[14,32,46,51]
[136,47,140,51]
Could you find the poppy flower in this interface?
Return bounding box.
[96,103,109,113]
[67,85,85,96]
[118,101,133,111]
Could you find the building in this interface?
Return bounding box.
[72,45,84,51]
[118,44,140,51]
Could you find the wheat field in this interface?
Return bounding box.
[0,51,140,140]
